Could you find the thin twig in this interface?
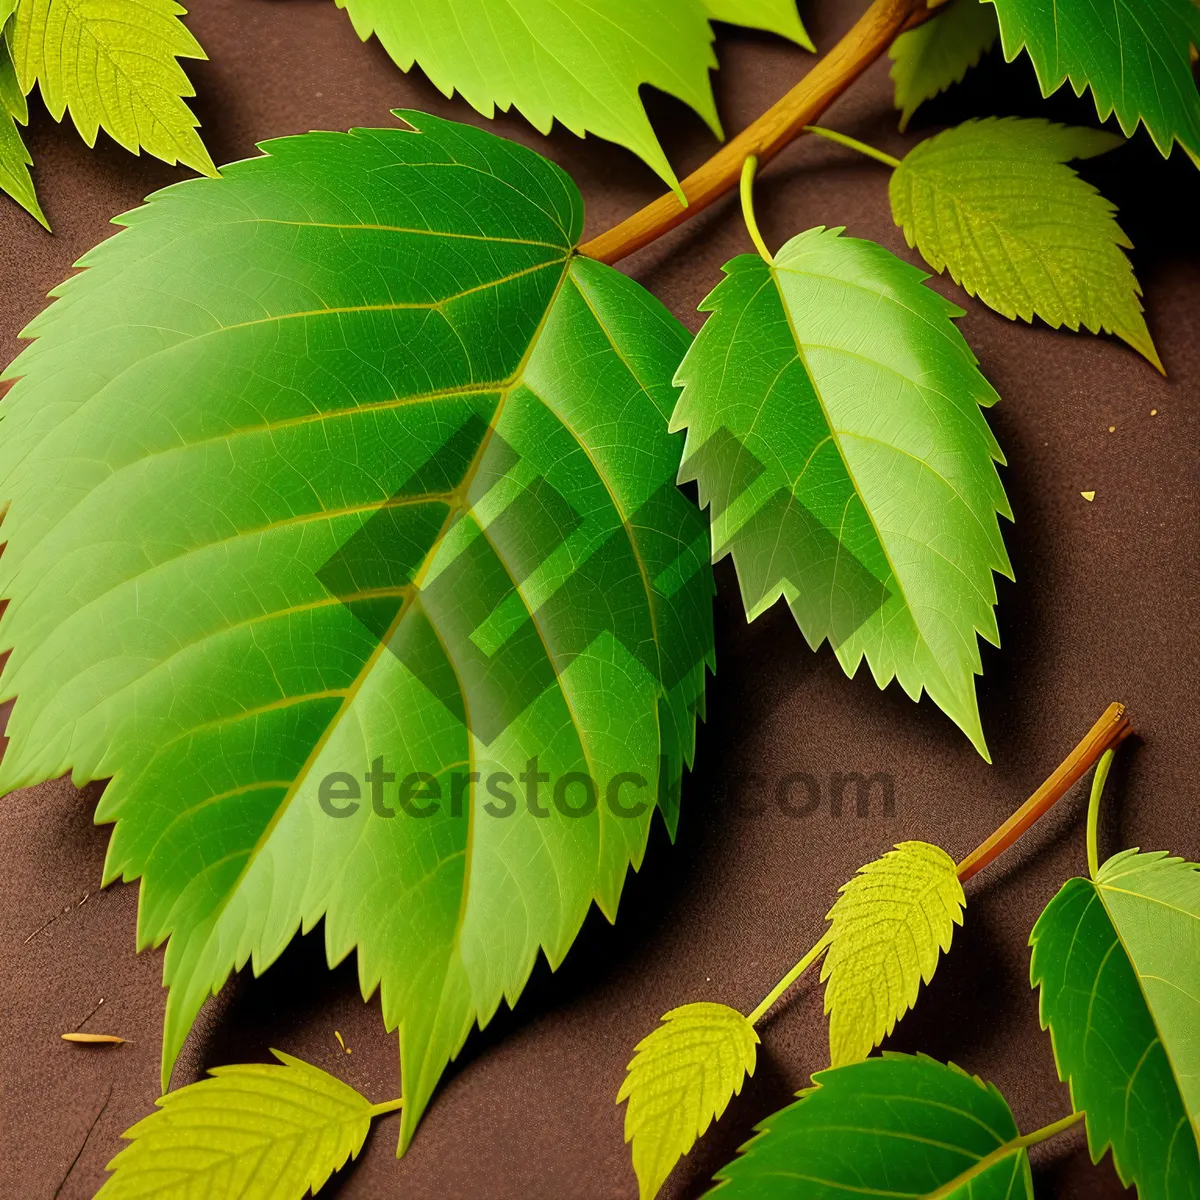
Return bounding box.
[52,1085,112,1199]
[578,0,928,264]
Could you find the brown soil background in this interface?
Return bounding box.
[1,1,1197,1196]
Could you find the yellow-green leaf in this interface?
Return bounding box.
[704,0,813,50]
[0,28,45,227]
[95,1050,398,1199]
[618,1002,758,1200]
[889,117,1160,371]
[821,841,964,1067]
[9,0,215,176]
[889,0,998,130]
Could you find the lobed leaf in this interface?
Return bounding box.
[985,0,1200,165]
[0,111,713,1151]
[619,1002,759,1200]
[890,117,1160,370]
[672,227,1013,758]
[8,0,214,176]
[0,27,45,227]
[1031,850,1200,1200]
[95,1050,384,1199]
[332,0,722,194]
[712,1053,1034,1199]
[821,841,965,1067]
[703,0,812,49]
[889,0,998,131]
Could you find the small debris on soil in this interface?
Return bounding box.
[61,1033,125,1045]
[1081,491,1096,502]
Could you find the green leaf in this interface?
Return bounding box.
[890,117,1160,371]
[0,27,46,228]
[96,1050,396,1199]
[703,0,813,50]
[712,1053,1035,1199]
[985,0,1200,165]
[672,227,1012,759]
[889,0,998,130]
[8,0,215,176]
[821,841,964,1067]
[0,110,713,1151]
[618,1002,758,1200]
[1031,850,1200,1200]
[333,0,721,194]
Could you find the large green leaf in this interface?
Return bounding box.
[985,0,1200,164]
[712,1053,1034,1198]
[0,27,45,227]
[332,0,721,194]
[821,841,964,1067]
[619,1002,758,1200]
[8,0,215,176]
[890,118,1160,370]
[889,0,998,130]
[96,1050,396,1199]
[704,0,812,49]
[0,110,713,1151]
[672,227,1012,758]
[1031,851,1200,1200]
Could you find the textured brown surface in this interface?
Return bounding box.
[0,2,1196,1197]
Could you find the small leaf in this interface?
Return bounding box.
[1031,850,1200,1200]
[704,0,813,50]
[712,1053,1034,1199]
[618,1002,758,1200]
[890,117,1160,370]
[332,0,721,194]
[890,0,998,130]
[0,30,46,227]
[985,0,1200,165]
[95,1050,385,1199]
[9,0,215,176]
[672,227,1013,758]
[821,841,965,1067]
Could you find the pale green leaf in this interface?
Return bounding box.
[712,1053,1034,1199]
[95,1050,388,1199]
[333,0,721,194]
[985,0,1200,165]
[0,29,45,227]
[618,1002,758,1200]
[704,0,813,50]
[821,841,964,1067]
[672,227,1012,758]
[9,0,215,176]
[890,117,1160,370]
[0,111,713,1152]
[889,0,998,130]
[1032,851,1200,1199]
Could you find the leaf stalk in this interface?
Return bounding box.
[369,1097,405,1117]
[747,930,831,1025]
[739,156,774,264]
[803,124,902,169]
[1086,747,1115,879]
[577,0,929,265]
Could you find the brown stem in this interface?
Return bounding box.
[578,0,928,265]
[956,702,1133,883]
